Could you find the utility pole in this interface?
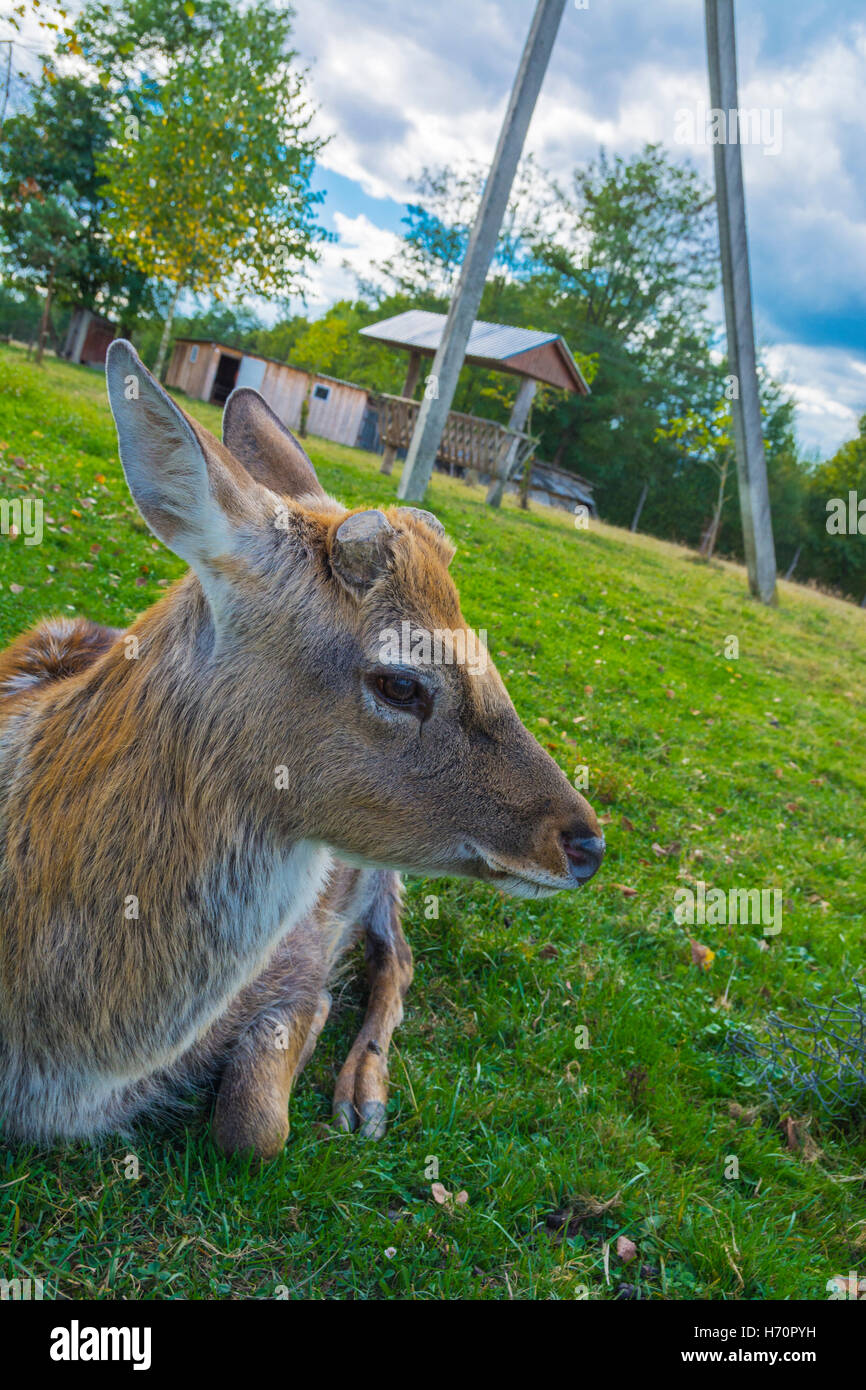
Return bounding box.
[397,0,567,502]
[705,0,777,604]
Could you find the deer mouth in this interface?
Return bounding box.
[463,843,575,898]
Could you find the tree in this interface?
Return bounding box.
[0,71,160,336]
[75,0,327,375]
[372,156,548,301]
[655,400,733,559]
[803,417,866,602]
[0,177,85,361]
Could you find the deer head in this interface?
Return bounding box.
[106,342,603,899]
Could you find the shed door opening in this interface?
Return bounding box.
[211,353,240,404]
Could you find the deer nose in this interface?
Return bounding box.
[561,831,605,883]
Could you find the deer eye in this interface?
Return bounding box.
[375,672,422,707]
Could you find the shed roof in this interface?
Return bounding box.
[359,310,590,395]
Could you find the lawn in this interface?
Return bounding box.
[0,342,864,1301]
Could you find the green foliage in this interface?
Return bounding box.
[799,416,866,600]
[0,71,160,331]
[0,346,864,1299]
[87,0,327,304]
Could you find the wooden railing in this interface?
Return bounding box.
[373,393,537,477]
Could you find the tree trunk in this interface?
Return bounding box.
[153,280,183,380]
[703,452,730,561]
[35,272,54,367]
[783,544,801,581]
[630,480,649,533]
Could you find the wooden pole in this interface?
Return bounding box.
[705,0,777,604]
[487,377,536,506]
[381,351,423,475]
[397,0,567,501]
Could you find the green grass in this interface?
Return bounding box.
[0,343,865,1301]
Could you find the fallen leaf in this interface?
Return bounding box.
[782,1115,821,1162]
[689,939,715,970]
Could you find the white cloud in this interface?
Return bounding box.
[302,212,403,310]
[764,343,864,457]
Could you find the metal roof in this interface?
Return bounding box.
[359,310,589,394]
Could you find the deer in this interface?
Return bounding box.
[0,341,604,1159]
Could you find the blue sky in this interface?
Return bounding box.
[290,0,866,458]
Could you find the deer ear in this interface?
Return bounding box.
[222,387,324,501]
[106,339,253,570]
[330,510,395,589]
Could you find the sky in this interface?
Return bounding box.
[287,0,866,459]
[7,0,865,458]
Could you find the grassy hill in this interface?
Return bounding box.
[0,343,864,1300]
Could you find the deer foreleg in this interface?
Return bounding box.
[333,871,413,1139]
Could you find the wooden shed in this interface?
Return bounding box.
[62,308,116,367]
[165,338,372,450]
[519,461,596,515]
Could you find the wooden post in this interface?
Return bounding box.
[487,377,536,506]
[705,0,777,604]
[630,480,649,533]
[783,544,801,582]
[381,351,423,475]
[397,0,567,501]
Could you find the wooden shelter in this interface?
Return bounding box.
[62,309,116,367]
[358,310,590,498]
[165,338,374,450]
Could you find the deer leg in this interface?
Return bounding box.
[333,871,413,1139]
[211,990,331,1159]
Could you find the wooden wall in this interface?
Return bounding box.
[166,341,370,449]
[165,340,234,402]
[307,379,368,447]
